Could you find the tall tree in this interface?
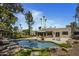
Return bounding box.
[0,3,24,37]
[13,26,18,32]
[0,3,23,30]
[25,11,34,35]
[22,29,29,35]
[13,26,19,38]
[19,24,23,31]
[70,22,77,38]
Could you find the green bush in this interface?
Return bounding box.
[39,49,50,56]
[58,43,72,48]
[32,48,44,51]
[15,49,31,56]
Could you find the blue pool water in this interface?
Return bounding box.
[16,40,59,48]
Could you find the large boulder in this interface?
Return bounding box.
[0,38,9,45]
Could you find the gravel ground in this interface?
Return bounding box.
[68,40,79,56]
[52,39,79,56]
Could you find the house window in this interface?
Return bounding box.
[62,31,68,35]
[47,32,52,35]
[56,32,60,37]
[74,32,79,35]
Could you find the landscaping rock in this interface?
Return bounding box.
[0,38,21,56]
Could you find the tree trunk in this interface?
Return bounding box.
[28,22,31,36]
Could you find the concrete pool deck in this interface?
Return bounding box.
[19,37,70,44]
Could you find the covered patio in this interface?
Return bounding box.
[35,31,53,37]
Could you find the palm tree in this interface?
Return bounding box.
[19,24,22,31]
[25,11,34,36]
[40,18,42,29]
[70,22,77,38]
[40,16,47,29]
[45,19,47,29]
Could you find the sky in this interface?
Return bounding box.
[15,3,77,30]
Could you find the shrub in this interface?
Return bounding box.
[15,49,31,56]
[39,49,50,56]
[32,48,44,51]
[58,43,72,48]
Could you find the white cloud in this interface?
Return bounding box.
[31,10,43,19]
[15,10,66,30]
[30,9,64,30]
[46,19,66,28]
[31,10,43,30]
[15,13,28,30]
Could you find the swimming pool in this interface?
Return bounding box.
[16,40,59,48]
